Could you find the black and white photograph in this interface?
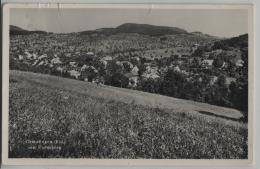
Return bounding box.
[1,4,254,165]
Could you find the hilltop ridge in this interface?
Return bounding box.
[115,23,188,36]
[10,25,48,35]
[10,23,190,36]
[80,23,189,36]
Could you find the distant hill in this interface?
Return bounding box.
[10,25,26,32]
[10,25,48,35]
[80,23,188,36]
[10,23,217,38]
[190,31,219,39]
[212,34,248,50]
[115,23,188,36]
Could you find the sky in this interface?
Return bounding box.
[10,8,249,38]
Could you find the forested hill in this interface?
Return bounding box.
[212,34,248,50]
[115,23,188,36]
[10,23,214,38]
[80,23,189,36]
[10,25,48,35]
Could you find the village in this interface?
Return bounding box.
[10,32,244,87]
[9,31,247,111]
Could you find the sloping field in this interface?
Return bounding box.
[10,70,243,120]
[9,70,247,158]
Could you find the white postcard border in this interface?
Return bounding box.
[1,3,255,166]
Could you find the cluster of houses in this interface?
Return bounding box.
[10,33,244,89]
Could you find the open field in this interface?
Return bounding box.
[9,70,247,158]
[10,70,244,120]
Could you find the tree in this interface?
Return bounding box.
[161,69,188,98]
[137,78,161,93]
[210,74,232,107]
[105,61,129,87]
[106,73,129,88]
[80,67,98,82]
[229,79,248,120]
[192,46,204,57]
[213,56,224,68]
[137,64,146,77]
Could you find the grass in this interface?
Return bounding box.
[9,70,248,159]
[10,70,244,120]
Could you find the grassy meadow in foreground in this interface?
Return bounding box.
[9,70,248,159]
